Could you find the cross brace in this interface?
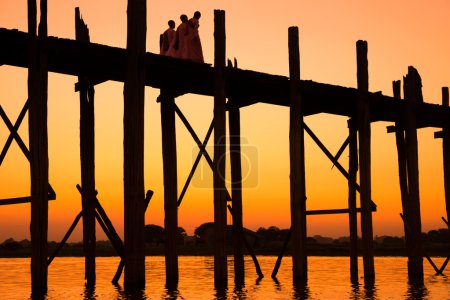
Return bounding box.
[0,100,56,205]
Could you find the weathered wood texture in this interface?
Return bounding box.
[28,0,49,292]
[213,9,228,286]
[75,8,96,287]
[393,80,412,261]
[160,96,178,282]
[229,105,245,283]
[356,40,375,284]
[288,26,307,281]
[348,118,358,283]
[2,28,450,127]
[403,67,424,282]
[123,0,146,289]
[442,87,450,232]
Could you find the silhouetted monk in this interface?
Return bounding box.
[187,11,204,63]
[160,20,176,56]
[174,14,189,59]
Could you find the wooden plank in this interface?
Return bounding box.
[29,0,49,292]
[160,95,178,282]
[229,105,245,283]
[348,118,358,283]
[356,40,375,284]
[213,9,228,286]
[442,87,450,240]
[403,67,424,283]
[289,26,307,282]
[123,0,146,289]
[76,7,96,287]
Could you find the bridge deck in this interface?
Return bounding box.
[0,28,448,128]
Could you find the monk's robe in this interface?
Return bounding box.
[173,22,189,59]
[187,18,204,63]
[160,28,176,56]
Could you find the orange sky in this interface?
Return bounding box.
[1,0,450,242]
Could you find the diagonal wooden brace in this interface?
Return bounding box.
[304,122,377,211]
[174,104,232,201]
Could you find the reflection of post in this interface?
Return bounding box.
[123,0,146,289]
[229,104,245,284]
[347,118,358,283]
[441,87,450,234]
[161,94,179,283]
[403,67,423,283]
[76,7,96,287]
[213,9,227,286]
[356,40,375,284]
[29,0,49,292]
[288,26,307,282]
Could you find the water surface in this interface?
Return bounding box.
[1,256,449,299]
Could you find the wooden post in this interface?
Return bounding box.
[75,8,96,287]
[403,66,424,283]
[160,95,178,283]
[393,80,412,259]
[442,87,450,232]
[229,104,245,284]
[289,26,307,282]
[213,9,227,286]
[123,0,146,289]
[29,0,49,292]
[356,40,375,284]
[347,118,358,283]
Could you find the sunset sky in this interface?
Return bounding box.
[1,0,450,242]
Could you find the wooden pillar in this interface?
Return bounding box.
[356,40,375,284]
[213,9,227,286]
[403,67,424,282]
[28,0,49,292]
[160,95,178,283]
[229,104,245,284]
[289,26,307,282]
[393,80,412,257]
[442,87,450,230]
[347,118,358,283]
[75,8,96,287]
[123,0,146,289]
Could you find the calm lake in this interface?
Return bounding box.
[1,256,449,299]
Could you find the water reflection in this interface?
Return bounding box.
[164,281,181,300]
[349,282,361,300]
[292,278,309,300]
[231,283,248,300]
[406,283,428,300]
[113,283,147,300]
[362,281,377,300]
[83,286,96,299]
[214,281,228,300]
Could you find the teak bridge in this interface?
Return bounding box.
[1,1,450,293]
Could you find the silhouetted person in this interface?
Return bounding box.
[187,11,204,63]
[160,20,176,56]
[174,14,189,59]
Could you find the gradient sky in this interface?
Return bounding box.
[1,0,450,242]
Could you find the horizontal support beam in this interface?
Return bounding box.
[0,193,56,206]
[0,28,449,127]
[306,208,365,216]
[435,131,444,139]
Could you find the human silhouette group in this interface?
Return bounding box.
[159,11,204,63]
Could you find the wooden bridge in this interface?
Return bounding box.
[1,0,450,293]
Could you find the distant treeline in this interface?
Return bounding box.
[1,224,448,257]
